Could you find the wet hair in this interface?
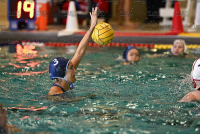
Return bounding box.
[55,78,62,83]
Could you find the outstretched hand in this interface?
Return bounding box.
[90,6,98,28]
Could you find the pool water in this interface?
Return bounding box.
[1,46,200,134]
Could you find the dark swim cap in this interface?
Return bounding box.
[123,46,138,61]
[49,57,70,80]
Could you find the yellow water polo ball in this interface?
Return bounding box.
[92,22,114,45]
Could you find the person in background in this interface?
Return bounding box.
[102,46,140,70]
[170,39,188,57]
[148,39,188,58]
[93,0,111,22]
[188,0,200,32]
[122,46,140,65]
[144,0,165,23]
[117,0,134,26]
[179,58,200,102]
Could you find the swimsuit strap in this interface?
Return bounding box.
[53,83,66,93]
[69,83,74,90]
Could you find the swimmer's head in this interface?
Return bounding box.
[49,57,70,80]
[123,46,140,62]
[191,58,200,88]
[171,39,187,56]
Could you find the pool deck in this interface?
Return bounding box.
[0,28,200,44]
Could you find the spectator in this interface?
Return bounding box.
[117,0,134,26]
[144,0,165,23]
[188,0,200,32]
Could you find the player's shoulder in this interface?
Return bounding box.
[48,86,63,95]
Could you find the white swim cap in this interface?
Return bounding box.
[171,39,187,53]
[192,58,200,81]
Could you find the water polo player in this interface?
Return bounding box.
[171,39,187,56]
[48,7,98,96]
[179,58,200,102]
[122,46,140,65]
[148,39,189,58]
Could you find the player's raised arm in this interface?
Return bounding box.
[71,7,98,69]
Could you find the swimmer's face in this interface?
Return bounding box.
[65,61,76,83]
[172,43,184,56]
[127,49,140,62]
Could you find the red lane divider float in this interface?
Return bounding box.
[114,32,178,36]
[45,42,155,48]
[76,32,178,36]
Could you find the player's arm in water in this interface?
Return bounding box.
[71,7,98,69]
[0,104,7,133]
[0,104,20,133]
[179,91,200,102]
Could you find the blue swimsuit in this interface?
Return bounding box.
[53,83,66,93]
[53,83,74,92]
[50,83,75,99]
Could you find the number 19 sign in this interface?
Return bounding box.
[8,0,36,30]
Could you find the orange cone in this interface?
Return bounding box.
[171,1,184,33]
[35,2,48,30]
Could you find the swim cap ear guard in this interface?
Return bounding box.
[192,58,200,88]
[192,81,197,88]
[49,57,74,90]
[123,46,138,62]
[171,39,187,54]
